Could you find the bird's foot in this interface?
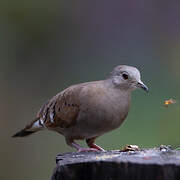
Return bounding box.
[68,140,104,152]
[89,143,105,151]
[77,148,99,152]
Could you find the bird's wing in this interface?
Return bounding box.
[36,85,81,129]
[29,81,101,130]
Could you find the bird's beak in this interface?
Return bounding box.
[137,81,149,93]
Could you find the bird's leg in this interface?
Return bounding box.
[66,138,98,152]
[86,137,105,151]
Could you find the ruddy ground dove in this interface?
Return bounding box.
[13,65,148,152]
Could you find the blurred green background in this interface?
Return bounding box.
[1,0,180,179]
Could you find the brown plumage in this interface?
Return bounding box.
[12,65,148,152]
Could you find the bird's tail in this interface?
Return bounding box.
[12,117,42,138]
[12,129,35,137]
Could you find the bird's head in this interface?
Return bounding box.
[110,65,149,92]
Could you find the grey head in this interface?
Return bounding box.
[109,65,148,92]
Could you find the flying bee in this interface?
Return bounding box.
[164,98,177,107]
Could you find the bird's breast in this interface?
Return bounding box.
[58,85,131,140]
[75,89,131,137]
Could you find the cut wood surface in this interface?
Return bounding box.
[52,146,180,180]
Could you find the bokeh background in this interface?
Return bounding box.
[1,0,180,179]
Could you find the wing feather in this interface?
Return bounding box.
[38,85,81,128]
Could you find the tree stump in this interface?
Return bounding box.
[51,146,180,180]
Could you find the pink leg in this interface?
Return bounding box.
[66,138,98,152]
[86,138,105,151]
[71,142,99,152]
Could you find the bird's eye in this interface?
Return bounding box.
[122,73,129,80]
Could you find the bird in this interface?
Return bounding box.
[12,65,148,152]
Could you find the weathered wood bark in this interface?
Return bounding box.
[52,146,180,180]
